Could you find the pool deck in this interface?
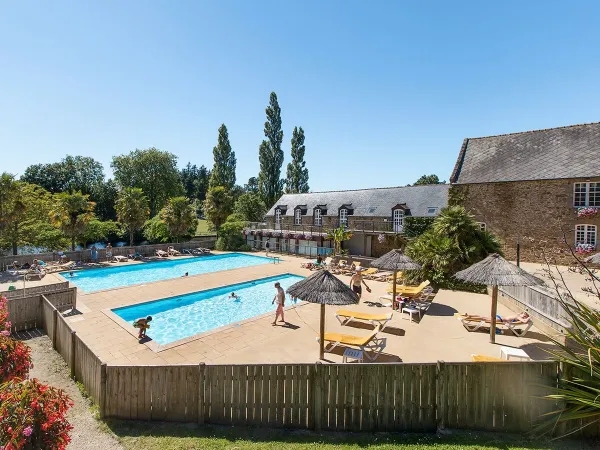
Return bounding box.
[43,251,559,365]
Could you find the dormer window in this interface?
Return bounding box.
[294,209,302,225]
[427,207,438,215]
[314,208,322,226]
[339,208,348,227]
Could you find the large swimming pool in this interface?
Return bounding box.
[63,253,273,292]
[111,274,304,345]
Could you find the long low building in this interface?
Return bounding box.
[249,184,449,257]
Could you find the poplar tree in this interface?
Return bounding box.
[258,92,284,207]
[209,124,236,191]
[285,126,309,193]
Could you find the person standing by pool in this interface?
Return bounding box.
[133,316,152,339]
[90,245,98,263]
[272,282,285,325]
[265,240,270,257]
[106,243,113,261]
[350,269,371,301]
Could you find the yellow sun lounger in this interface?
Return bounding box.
[471,354,505,362]
[359,268,378,277]
[335,310,393,330]
[319,326,386,361]
[386,280,430,296]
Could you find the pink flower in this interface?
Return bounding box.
[0,330,9,336]
[23,426,32,437]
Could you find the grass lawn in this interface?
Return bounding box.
[196,219,213,235]
[105,421,596,450]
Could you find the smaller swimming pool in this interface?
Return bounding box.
[111,274,304,346]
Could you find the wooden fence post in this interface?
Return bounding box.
[198,363,205,424]
[437,361,445,431]
[313,362,322,432]
[52,309,58,350]
[70,331,76,379]
[99,363,107,419]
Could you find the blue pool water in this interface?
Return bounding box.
[63,253,273,292]
[112,274,304,345]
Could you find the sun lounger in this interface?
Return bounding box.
[128,252,144,260]
[155,249,169,258]
[25,268,45,280]
[471,354,505,362]
[319,326,386,361]
[196,248,212,255]
[368,271,393,281]
[386,280,431,297]
[359,268,378,277]
[168,246,182,256]
[113,255,128,262]
[459,316,534,337]
[335,310,393,331]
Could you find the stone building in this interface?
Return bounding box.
[250,185,449,257]
[450,122,600,263]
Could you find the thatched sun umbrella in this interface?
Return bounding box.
[370,249,421,306]
[453,253,544,343]
[287,270,358,360]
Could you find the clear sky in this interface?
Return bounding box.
[2,1,599,191]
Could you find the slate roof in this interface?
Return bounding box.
[450,122,600,184]
[266,184,449,217]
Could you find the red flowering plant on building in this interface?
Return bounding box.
[575,243,596,255]
[0,335,32,384]
[304,234,313,241]
[0,378,74,450]
[282,232,290,239]
[294,233,304,240]
[577,207,599,218]
[377,233,386,244]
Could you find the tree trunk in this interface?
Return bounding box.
[129,231,134,247]
[71,237,75,251]
[12,241,18,256]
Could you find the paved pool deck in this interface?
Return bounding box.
[42,251,558,365]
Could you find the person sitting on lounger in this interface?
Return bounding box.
[133,316,152,339]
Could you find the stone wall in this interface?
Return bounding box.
[450,177,600,264]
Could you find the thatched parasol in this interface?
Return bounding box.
[453,253,544,343]
[370,249,421,307]
[287,270,358,360]
[584,253,600,265]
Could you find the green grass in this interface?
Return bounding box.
[104,421,596,450]
[196,219,213,236]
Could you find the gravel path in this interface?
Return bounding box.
[19,330,123,450]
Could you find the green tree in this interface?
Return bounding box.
[258,92,284,208]
[243,177,259,194]
[325,225,353,256]
[215,213,248,251]
[285,126,309,193]
[405,206,501,289]
[234,192,267,222]
[115,187,150,246]
[143,215,171,243]
[21,156,104,194]
[413,174,445,185]
[91,179,118,221]
[160,197,198,242]
[0,176,61,255]
[49,192,96,250]
[203,186,234,231]
[111,148,183,216]
[82,220,120,246]
[209,124,236,191]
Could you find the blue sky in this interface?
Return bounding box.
[2,1,599,191]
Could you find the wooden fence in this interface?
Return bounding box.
[1,282,70,299]
[7,290,600,436]
[0,238,217,270]
[5,287,77,332]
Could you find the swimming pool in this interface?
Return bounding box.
[111,274,304,345]
[63,253,273,292]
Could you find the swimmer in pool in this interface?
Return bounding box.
[69,271,74,277]
[229,292,239,300]
[182,272,189,277]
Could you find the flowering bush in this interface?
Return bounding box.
[576,243,595,255]
[577,207,598,218]
[242,228,249,236]
[282,232,290,239]
[304,234,313,241]
[0,295,12,335]
[377,234,386,244]
[0,378,74,450]
[0,335,33,384]
[272,231,281,238]
[294,233,304,240]
[263,231,272,238]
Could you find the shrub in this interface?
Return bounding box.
[0,335,32,384]
[0,295,12,334]
[143,215,171,243]
[215,214,247,251]
[403,216,434,237]
[0,378,73,450]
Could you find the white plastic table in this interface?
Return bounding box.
[401,306,420,323]
[500,346,530,361]
[343,348,364,363]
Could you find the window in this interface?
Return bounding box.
[477,222,487,231]
[314,209,322,226]
[368,207,377,214]
[576,224,597,246]
[427,207,438,215]
[339,208,348,226]
[294,209,302,225]
[393,209,404,232]
[574,182,600,207]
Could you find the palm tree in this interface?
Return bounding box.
[50,192,96,250]
[325,225,352,256]
[115,187,150,246]
[160,197,198,243]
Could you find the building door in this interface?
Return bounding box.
[393,209,404,232]
[275,209,281,230]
